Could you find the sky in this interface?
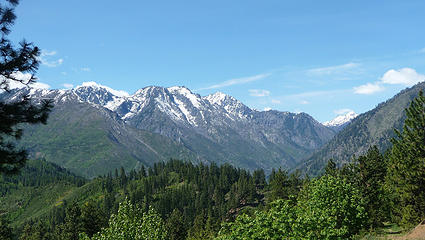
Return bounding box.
[9,0,425,122]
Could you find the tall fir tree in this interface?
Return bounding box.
[386,90,425,225]
[0,0,52,174]
[356,145,387,227]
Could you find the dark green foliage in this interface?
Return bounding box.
[269,168,302,202]
[0,0,52,174]
[81,200,107,238]
[268,168,290,201]
[356,146,388,227]
[19,221,54,240]
[58,202,82,240]
[0,217,13,240]
[386,91,425,225]
[166,209,187,240]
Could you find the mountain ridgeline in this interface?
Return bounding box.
[303,82,425,175]
[1,84,336,177]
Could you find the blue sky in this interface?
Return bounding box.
[10,0,425,122]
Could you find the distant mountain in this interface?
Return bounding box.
[302,82,425,175]
[1,83,335,177]
[323,111,358,132]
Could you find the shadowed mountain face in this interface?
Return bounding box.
[1,84,335,177]
[302,82,425,176]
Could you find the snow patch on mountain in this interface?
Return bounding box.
[78,82,129,97]
[323,111,358,127]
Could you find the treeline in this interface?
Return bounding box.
[1,157,304,239]
[0,159,85,196]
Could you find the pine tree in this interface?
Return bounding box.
[81,200,106,237]
[0,0,52,174]
[269,168,290,201]
[166,209,187,240]
[59,202,82,240]
[356,145,387,227]
[386,90,425,225]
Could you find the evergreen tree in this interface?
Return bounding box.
[269,168,290,201]
[356,145,388,227]
[0,0,52,174]
[324,158,337,176]
[166,209,187,240]
[81,200,106,237]
[386,90,425,225]
[252,169,266,190]
[59,202,82,240]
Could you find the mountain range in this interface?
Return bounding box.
[4,81,421,178]
[1,83,339,177]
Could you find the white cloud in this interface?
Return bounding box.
[380,68,425,86]
[264,107,272,111]
[39,50,64,67]
[334,108,354,115]
[353,68,425,95]
[300,100,309,105]
[80,67,91,72]
[62,83,74,89]
[249,89,270,97]
[353,82,384,95]
[307,62,360,75]
[198,73,271,90]
[271,99,281,104]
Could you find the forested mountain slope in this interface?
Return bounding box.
[302,82,425,175]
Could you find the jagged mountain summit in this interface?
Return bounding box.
[1,83,336,177]
[323,111,358,132]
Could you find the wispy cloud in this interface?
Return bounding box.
[80,67,91,72]
[249,89,270,97]
[353,82,384,95]
[420,48,425,53]
[198,73,271,90]
[39,50,64,67]
[271,99,281,104]
[353,68,425,95]
[300,100,309,105]
[307,62,360,75]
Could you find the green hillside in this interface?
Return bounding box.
[19,102,198,178]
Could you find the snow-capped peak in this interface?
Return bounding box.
[203,92,233,106]
[76,81,129,97]
[167,86,202,108]
[323,111,358,127]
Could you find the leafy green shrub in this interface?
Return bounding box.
[80,198,167,240]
